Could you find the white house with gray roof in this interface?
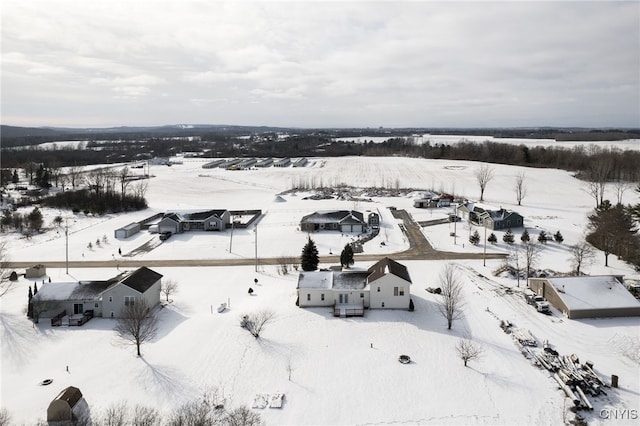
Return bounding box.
[297,258,412,316]
[32,267,162,319]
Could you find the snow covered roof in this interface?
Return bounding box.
[547,276,640,310]
[297,271,333,289]
[300,210,365,225]
[297,270,369,290]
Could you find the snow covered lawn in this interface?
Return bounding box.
[2,156,639,425]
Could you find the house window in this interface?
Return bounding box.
[110,312,114,318]
[360,293,364,298]
[307,294,311,301]
[94,303,99,308]
[124,296,135,306]
[108,296,113,302]
[377,287,380,292]
[381,302,385,308]
[399,287,405,296]
[321,294,325,301]
[394,287,398,296]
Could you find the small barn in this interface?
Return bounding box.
[47,386,89,425]
[528,275,640,319]
[26,264,47,278]
[114,222,141,239]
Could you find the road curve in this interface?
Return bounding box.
[7,210,505,269]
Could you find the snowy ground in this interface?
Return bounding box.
[1,155,639,425]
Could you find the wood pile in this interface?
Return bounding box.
[537,348,608,411]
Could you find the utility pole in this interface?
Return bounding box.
[229,219,234,253]
[65,221,69,274]
[483,221,487,267]
[254,226,258,272]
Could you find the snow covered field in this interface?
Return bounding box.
[2,156,639,425]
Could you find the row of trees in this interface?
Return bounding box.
[1,390,261,426]
[0,207,43,235]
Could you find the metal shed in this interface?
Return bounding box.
[114,222,141,239]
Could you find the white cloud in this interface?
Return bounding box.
[1,0,638,128]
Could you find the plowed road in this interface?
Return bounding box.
[7,210,505,269]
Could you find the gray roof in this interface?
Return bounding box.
[120,267,163,293]
[301,210,365,225]
[368,258,412,284]
[184,209,227,221]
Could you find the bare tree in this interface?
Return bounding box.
[114,301,158,356]
[583,161,611,208]
[456,337,484,367]
[507,244,525,287]
[131,405,161,426]
[0,407,12,426]
[132,180,149,199]
[240,310,275,338]
[570,241,595,276]
[613,179,630,205]
[97,401,129,426]
[85,168,107,197]
[119,166,132,198]
[475,164,494,202]
[0,241,15,299]
[166,388,225,426]
[522,241,542,280]
[277,256,298,275]
[161,279,178,303]
[225,406,262,426]
[67,165,84,189]
[514,172,527,206]
[437,263,464,330]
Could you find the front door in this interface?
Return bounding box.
[338,294,348,304]
[73,303,84,315]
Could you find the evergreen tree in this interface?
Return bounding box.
[27,207,43,232]
[27,286,33,318]
[520,229,530,243]
[488,232,497,244]
[340,243,354,268]
[34,282,38,294]
[503,229,515,245]
[587,202,638,267]
[12,170,19,183]
[300,237,319,271]
[469,230,480,245]
[537,230,548,244]
[554,231,564,244]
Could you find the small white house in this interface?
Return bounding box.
[297,258,412,316]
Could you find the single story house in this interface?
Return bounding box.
[413,192,453,208]
[458,202,523,230]
[297,257,412,316]
[47,386,89,425]
[157,209,231,234]
[300,210,367,233]
[114,222,141,239]
[528,275,640,319]
[32,266,163,319]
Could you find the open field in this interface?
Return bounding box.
[2,156,639,425]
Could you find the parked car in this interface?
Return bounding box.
[448,214,461,222]
[159,232,172,241]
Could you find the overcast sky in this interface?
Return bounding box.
[2,1,639,129]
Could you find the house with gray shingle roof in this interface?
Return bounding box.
[157,209,231,234]
[296,258,412,316]
[458,202,523,230]
[300,210,367,233]
[32,267,162,319]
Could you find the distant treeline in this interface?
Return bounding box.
[2,130,639,182]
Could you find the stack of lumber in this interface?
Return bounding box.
[538,349,608,411]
